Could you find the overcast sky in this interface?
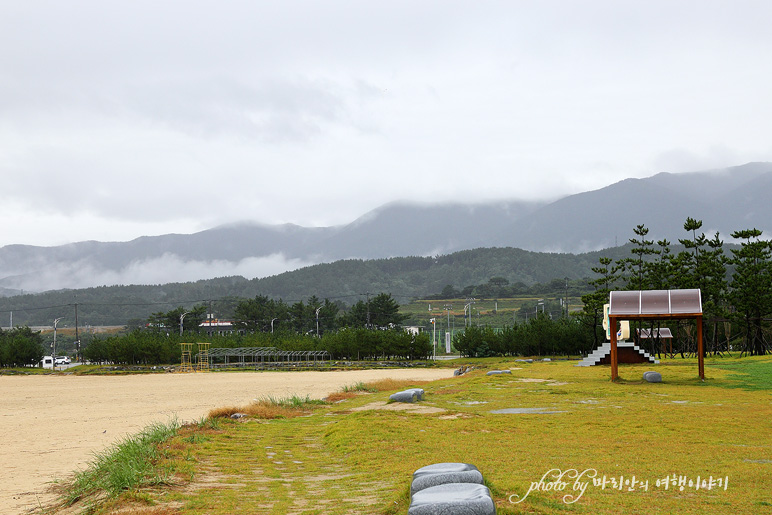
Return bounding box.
[2,1,772,249]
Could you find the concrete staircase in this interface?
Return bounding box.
[576,340,659,367]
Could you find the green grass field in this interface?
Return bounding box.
[54,355,772,514]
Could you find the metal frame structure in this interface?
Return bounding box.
[608,289,704,381]
[196,342,210,371]
[207,347,330,368]
[179,342,195,373]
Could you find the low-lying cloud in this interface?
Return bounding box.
[2,253,314,293]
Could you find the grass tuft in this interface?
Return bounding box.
[363,378,428,392]
[63,419,181,505]
[208,394,327,420]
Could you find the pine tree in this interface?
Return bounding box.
[728,229,772,355]
[581,256,621,347]
[623,224,657,290]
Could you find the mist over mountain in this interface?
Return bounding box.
[2,162,771,294]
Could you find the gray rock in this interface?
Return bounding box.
[515,359,534,363]
[411,463,484,496]
[643,371,662,383]
[486,370,512,375]
[542,358,552,362]
[230,413,247,419]
[389,390,418,403]
[454,366,475,376]
[407,388,425,400]
[409,483,495,515]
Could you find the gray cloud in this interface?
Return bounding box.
[2,1,772,247]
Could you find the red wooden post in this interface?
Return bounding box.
[697,315,704,380]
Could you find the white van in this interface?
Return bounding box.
[42,356,54,369]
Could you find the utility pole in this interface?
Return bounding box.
[74,303,80,362]
[366,292,371,329]
[52,317,63,371]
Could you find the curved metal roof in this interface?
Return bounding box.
[609,289,702,317]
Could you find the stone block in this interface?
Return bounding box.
[389,390,418,403]
[408,483,496,515]
[411,463,484,496]
[643,371,662,383]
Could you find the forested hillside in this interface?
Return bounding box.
[0,246,636,327]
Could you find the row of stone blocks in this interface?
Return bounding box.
[408,463,496,514]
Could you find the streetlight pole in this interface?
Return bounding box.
[180,312,191,337]
[443,304,452,353]
[430,318,436,360]
[52,317,63,371]
[271,318,278,333]
[316,307,322,337]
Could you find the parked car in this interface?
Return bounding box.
[55,356,71,365]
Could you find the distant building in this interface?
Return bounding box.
[199,315,237,336]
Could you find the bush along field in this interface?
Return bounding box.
[50,355,772,515]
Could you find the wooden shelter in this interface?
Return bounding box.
[608,289,704,381]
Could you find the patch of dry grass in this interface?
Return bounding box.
[208,395,324,420]
[324,391,359,403]
[360,377,429,392]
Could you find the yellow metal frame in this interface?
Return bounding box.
[179,342,195,373]
[196,342,210,372]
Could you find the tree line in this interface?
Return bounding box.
[453,315,593,358]
[0,327,44,367]
[581,218,771,356]
[144,293,408,336]
[78,293,424,365]
[81,327,432,365]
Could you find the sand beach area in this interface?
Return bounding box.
[1,368,454,514]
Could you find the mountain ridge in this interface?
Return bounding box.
[2,162,771,293]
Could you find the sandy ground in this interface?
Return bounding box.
[1,368,454,514]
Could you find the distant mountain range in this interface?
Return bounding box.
[2,162,771,294]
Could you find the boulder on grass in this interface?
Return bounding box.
[643,371,662,383]
[408,483,495,515]
[411,462,484,495]
[389,390,418,403]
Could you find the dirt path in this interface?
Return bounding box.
[1,368,454,514]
